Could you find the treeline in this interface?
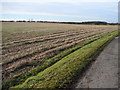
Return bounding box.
[0,20,118,25]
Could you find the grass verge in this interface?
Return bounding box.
[11,31,118,88]
[3,35,100,89]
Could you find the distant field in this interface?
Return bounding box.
[2,22,118,89]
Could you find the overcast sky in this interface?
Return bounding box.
[1,0,119,23]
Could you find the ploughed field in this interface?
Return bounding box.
[2,22,117,88]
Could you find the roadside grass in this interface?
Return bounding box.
[3,35,100,89]
[11,31,118,88]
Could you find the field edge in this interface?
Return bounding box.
[10,31,118,88]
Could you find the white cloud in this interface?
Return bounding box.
[2,10,104,20]
[2,10,81,17]
[1,0,119,3]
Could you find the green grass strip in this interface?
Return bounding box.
[3,34,100,89]
[11,31,118,88]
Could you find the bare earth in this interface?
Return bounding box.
[76,36,119,88]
